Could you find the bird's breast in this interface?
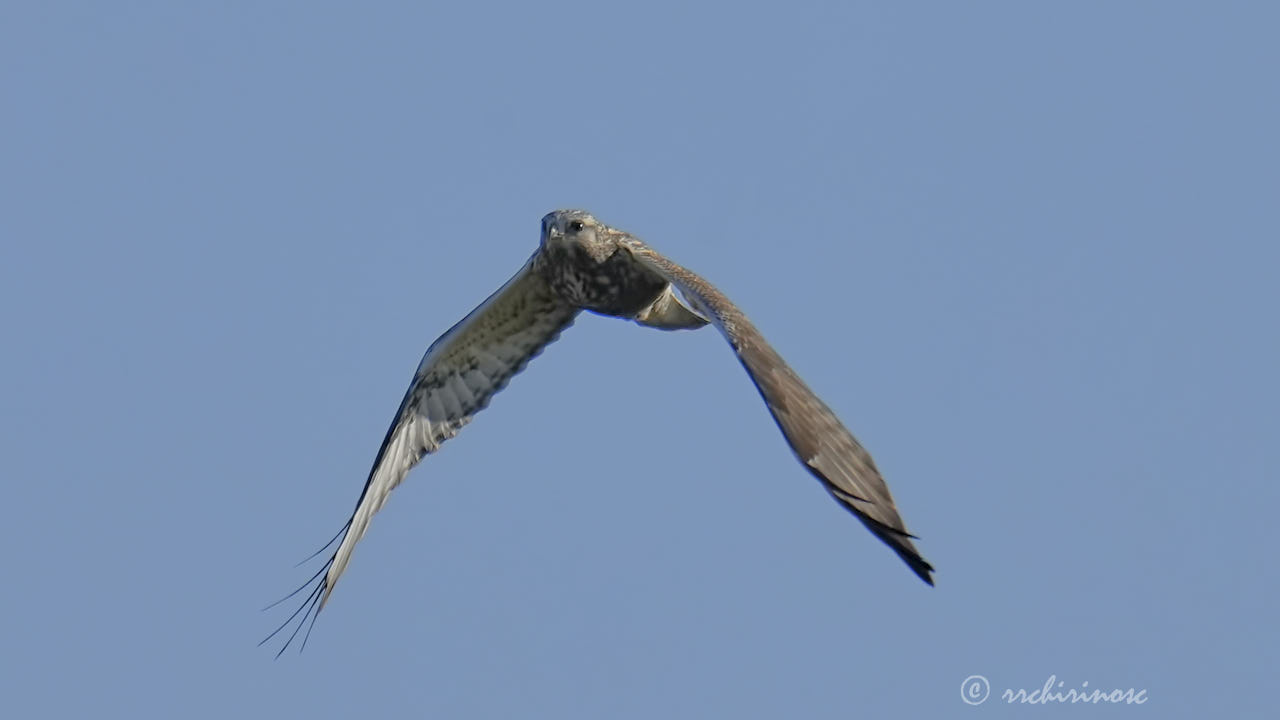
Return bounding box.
[536,247,668,318]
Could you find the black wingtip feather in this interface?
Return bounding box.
[261,531,342,657]
[884,531,935,586]
[840,503,936,586]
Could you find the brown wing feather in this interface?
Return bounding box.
[621,238,933,585]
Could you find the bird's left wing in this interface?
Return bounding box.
[618,237,934,585]
[264,254,579,654]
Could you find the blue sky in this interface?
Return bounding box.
[2,2,1276,717]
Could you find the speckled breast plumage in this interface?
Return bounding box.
[535,245,668,318]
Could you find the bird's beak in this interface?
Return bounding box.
[541,221,559,246]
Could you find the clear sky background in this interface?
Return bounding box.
[2,2,1276,717]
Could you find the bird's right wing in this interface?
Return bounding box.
[619,238,934,585]
[264,253,579,655]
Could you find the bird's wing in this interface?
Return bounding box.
[265,254,579,654]
[619,238,934,585]
[631,285,710,330]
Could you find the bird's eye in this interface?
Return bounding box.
[568,220,584,233]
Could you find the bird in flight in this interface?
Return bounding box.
[264,210,932,654]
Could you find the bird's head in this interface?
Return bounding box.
[540,209,620,264]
